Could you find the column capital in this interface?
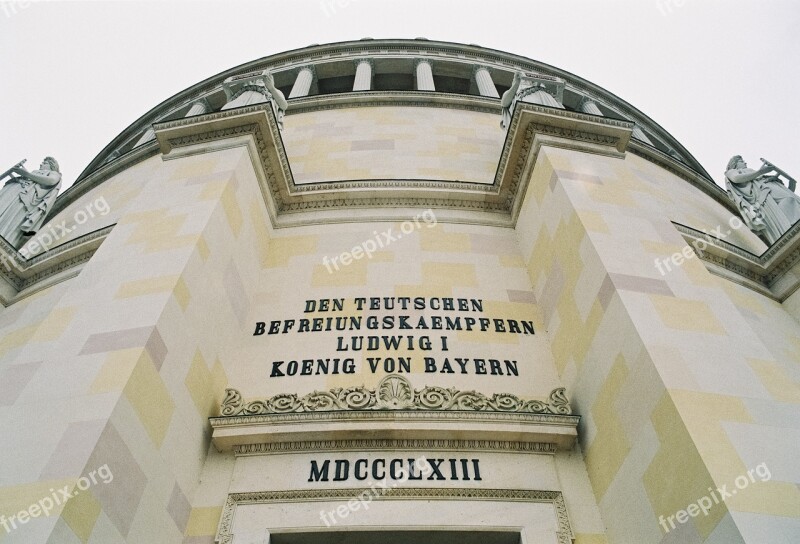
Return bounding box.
[354,58,374,69]
[188,97,211,112]
[293,64,317,78]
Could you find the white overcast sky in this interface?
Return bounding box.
[1,0,798,192]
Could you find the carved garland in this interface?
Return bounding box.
[220,374,571,416]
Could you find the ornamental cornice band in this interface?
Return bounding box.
[233,439,558,456]
[216,487,573,544]
[220,374,572,416]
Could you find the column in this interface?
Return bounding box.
[415,59,435,91]
[135,99,210,148]
[631,124,654,145]
[289,66,315,98]
[353,59,373,91]
[522,85,563,109]
[474,66,499,98]
[185,98,210,117]
[578,97,603,116]
[134,127,156,148]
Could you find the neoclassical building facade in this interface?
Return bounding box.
[0,39,798,544]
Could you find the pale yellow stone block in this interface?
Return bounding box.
[61,487,101,543]
[311,260,368,286]
[720,281,765,315]
[185,506,223,536]
[0,479,72,519]
[0,324,37,358]
[666,391,755,499]
[529,155,554,205]
[124,352,175,448]
[171,158,217,181]
[650,296,727,335]
[725,480,800,517]
[421,262,477,287]
[585,180,637,207]
[221,182,243,236]
[577,210,610,233]
[143,234,200,253]
[90,348,141,393]
[585,356,631,500]
[36,307,77,341]
[644,392,724,539]
[263,236,317,267]
[197,235,210,262]
[127,214,187,244]
[119,209,170,226]
[116,275,180,299]
[199,179,228,201]
[185,350,214,417]
[747,358,800,403]
[174,277,190,311]
[394,284,452,298]
[574,535,608,544]
[419,227,471,252]
[500,254,525,268]
[641,240,685,255]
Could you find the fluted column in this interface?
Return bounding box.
[474,66,499,98]
[353,59,373,91]
[135,99,210,148]
[632,124,654,145]
[134,127,156,148]
[185,98,210,117]
[289,66,315,98]
[415,59,435,91]
[522,87,564,109]
[579,97,603,116]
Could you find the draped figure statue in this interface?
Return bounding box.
[0,157,62,248]
[724,155,800,245]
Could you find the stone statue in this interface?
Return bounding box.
[500,72,565,131]
[725,155,800,245]
[0,157,62,248]
[221,70,288,130]
[263,72,288,130]
[500,72,522,130]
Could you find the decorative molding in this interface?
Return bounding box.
[220,374,572,416]
[285,91,501,116]
[211,407,580,429]
[215,488,573,544]
[0,225,114,306]
[673,221,800,301]
[233,439,558,456]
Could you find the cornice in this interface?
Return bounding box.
[151,101,633,229]
[0,225,113,307]
[216,488,573,544]
[233,439,558,456]
[674,221,800,301]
